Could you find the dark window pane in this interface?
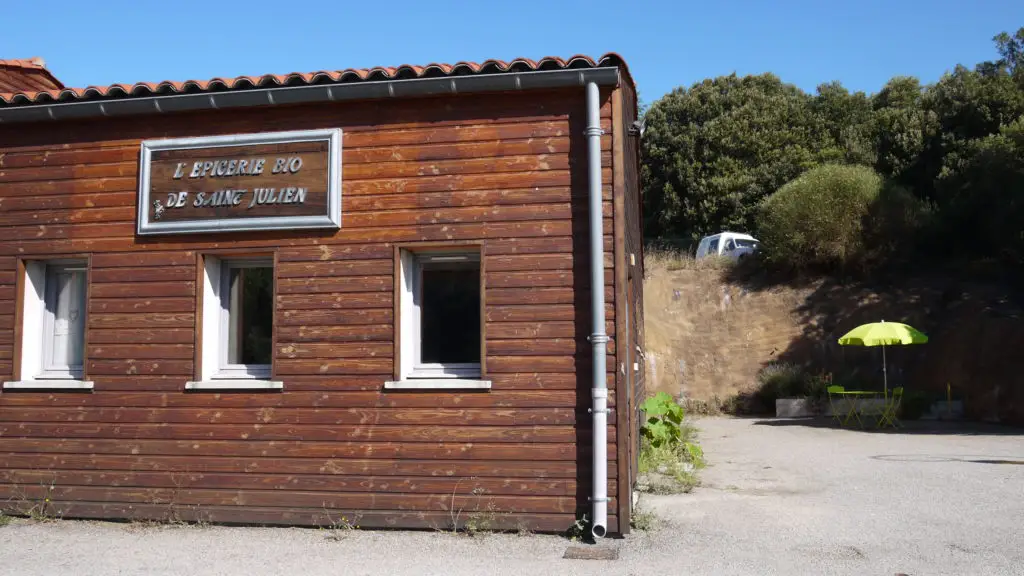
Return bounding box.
[420,266,480,364]
[228,267,273,365]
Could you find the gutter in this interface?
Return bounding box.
[584,81,609,539]
[0,67,620,124]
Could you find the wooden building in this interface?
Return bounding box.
[0,54,644,536]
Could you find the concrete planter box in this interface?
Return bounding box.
[922,400,964,420]
[776,398,892,418]
[776,398,817,418]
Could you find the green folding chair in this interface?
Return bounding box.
[826,385,845,425]
[878,387,904,428]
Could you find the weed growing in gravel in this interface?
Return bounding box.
[630,506,659,531]
[0,513,11,527]
[8,480,63,522]
[463,503,500,537]
[448,480,506,536]
[320,509,361,541]
[565,513,592,543]
[637,393,706,493]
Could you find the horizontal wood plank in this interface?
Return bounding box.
[89,297,194,314]
[87,328,196,345]
[0,390,605,408]
[0,469,606,497]
[279,309,391,327]
[0,501,605,533]
[0,406,576,426]
[276,324,392,343]
[276,342,392,359]
[90,282,196,299]
[0,423,602,443]
[276,293,391,310]
[0,438,595,461]
[0,453,604,478]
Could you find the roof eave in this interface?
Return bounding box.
[0,66,620,125]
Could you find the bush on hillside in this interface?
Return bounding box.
[757,165,884,272]
[862,183,933,264]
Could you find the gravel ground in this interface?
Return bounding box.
[645,417,1024,576]
[0,417,1021,576]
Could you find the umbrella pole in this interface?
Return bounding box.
[882,344,888,399]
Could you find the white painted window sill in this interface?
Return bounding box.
[3,380,94,391]
[185,380,283,391]
[384,379,491,390]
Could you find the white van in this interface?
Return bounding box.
[695,232,760,260]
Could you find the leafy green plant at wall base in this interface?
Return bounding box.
[640,392,684,448]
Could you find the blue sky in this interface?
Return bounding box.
[3,0,1022,103]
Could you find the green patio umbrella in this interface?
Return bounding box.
[837,320,928,397]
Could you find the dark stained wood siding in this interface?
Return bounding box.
[0,87,628,533]
[612,82,645,532]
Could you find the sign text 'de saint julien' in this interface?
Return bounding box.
[137,129,342,235]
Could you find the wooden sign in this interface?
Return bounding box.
[137,128,342,235]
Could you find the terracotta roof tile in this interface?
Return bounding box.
[0,53,630,106]
[0,57,64,93]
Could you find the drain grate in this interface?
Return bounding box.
[563,545,620,560]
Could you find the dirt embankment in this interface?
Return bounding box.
[643,254,1024,424]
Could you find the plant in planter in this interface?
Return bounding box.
[752,363,823,417]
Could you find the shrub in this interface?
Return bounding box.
[732,363,833,414]
[757,164,883,271]
[756,362,810,398]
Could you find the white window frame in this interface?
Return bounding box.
[187,255,281,391]
[387,249,489,390]
[4,259,93,391]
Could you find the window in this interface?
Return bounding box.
[4,259,92,390]
[189,256,279,390]
[42,263,87,379]
[708,237,720,254]
[696,239,709,258]
[724,238,736,252]
[388,248,488,389]
[219,262,273,378]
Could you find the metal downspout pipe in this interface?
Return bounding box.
[585,81,609,539]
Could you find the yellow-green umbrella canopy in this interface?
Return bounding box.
[837,321,929,346]
[837,320,928,396]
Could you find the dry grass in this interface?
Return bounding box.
[643,250,812,403]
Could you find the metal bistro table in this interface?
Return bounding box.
[834,390,885,428]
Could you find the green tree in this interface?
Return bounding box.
[641,26,1024,274]
[934,117,1024,265]
[812,81,876,166]
[992,27,1024,82]
[872,77,935,184]
[641,74,827,246]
